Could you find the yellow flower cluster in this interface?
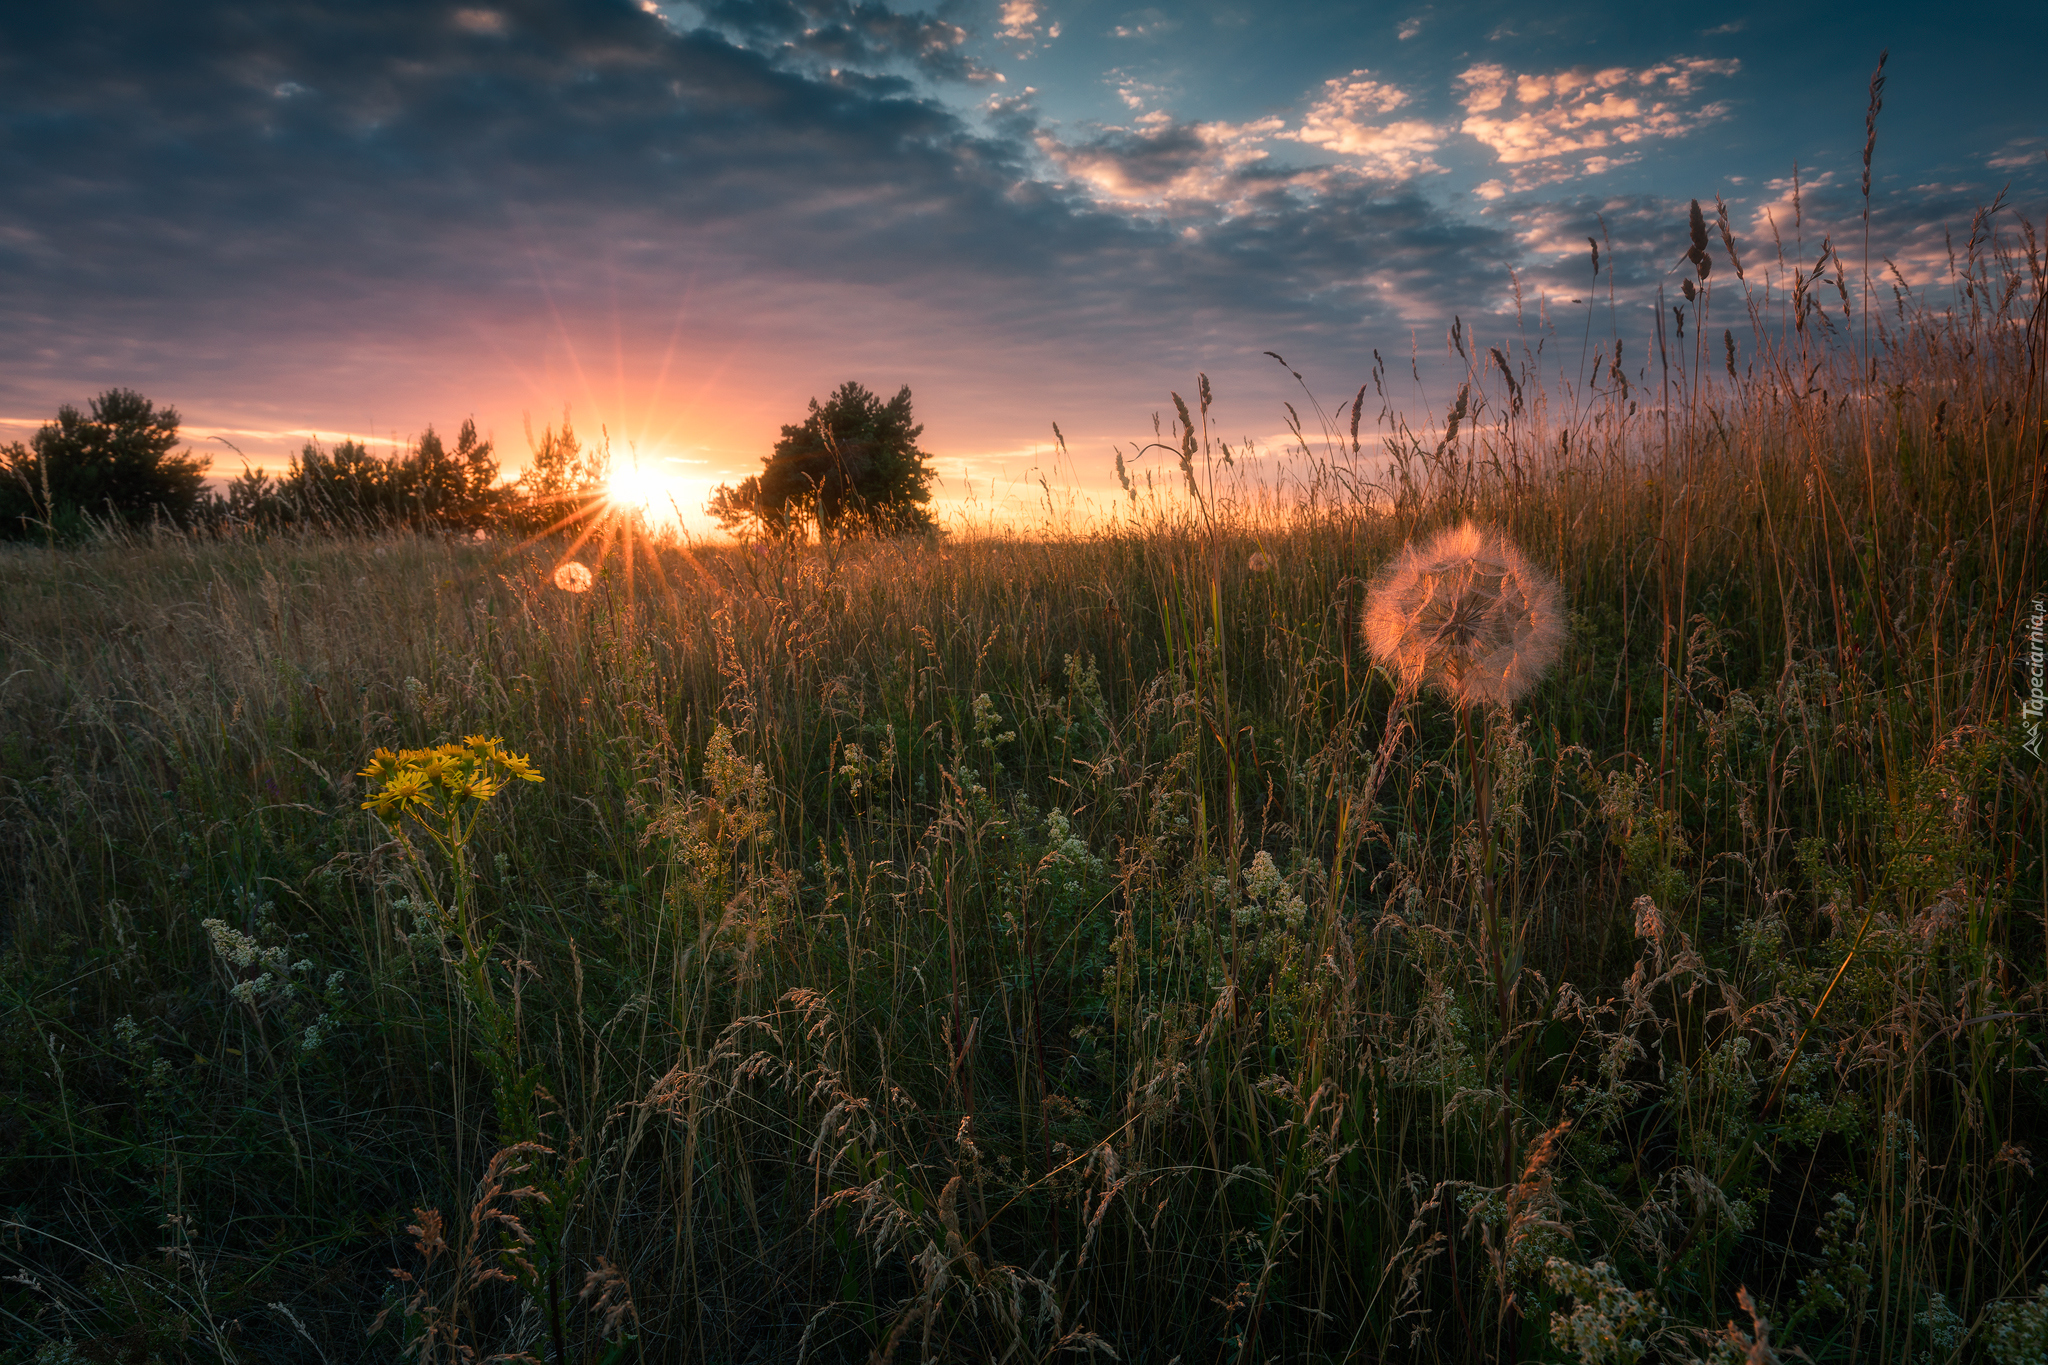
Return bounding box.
[359,735,543,823]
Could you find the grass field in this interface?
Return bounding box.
[2,208,2044,1364]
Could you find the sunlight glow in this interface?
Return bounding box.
[596,454,726,536]
[606,461,672,513]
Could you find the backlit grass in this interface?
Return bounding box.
[1,205,2043,1364]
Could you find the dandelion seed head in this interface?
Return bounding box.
[553,561,593,593]
[1248,551,1273,573]
[1362,521,1564,707]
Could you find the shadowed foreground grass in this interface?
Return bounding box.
[2,211,2045,1363]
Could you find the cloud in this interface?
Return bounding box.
[452,8,510,35]
[1396,15,1423,39]
[1282,70,1447,178]
[1733,170,2021,291]
[1474,166,2043,340]
[1456,58,1740,190]
[1110,72,1168,111]
[1036,115,1292,209]
[1499,193,1687,288]
[1988,136,2047,170]
[0,0,1525,441]
[1049,69,1452,205]
[995,0,1059,46]
[1110,9,1179,40]
[691,0,1000,83]
[997,0,1039,38]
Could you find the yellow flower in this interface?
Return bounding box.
[476,736,542,782]
[359,736,543,822]
[414,750,457,785]
[365,767,431,816]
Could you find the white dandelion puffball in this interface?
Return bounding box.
[1248,551,1273,573]
[553,560,593,594]
[1362,521,1564,707]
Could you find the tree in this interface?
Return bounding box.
[709,381,935,537]
[275,421,503,530]
[504,410,610,533]
[392,419,501,528]
[0,388,209,536]
[286,437,396,525]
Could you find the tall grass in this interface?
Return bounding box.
[1,198,2043,1364]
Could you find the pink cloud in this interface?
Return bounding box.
[1282,71,1448,178]
[1457,58,1740,191]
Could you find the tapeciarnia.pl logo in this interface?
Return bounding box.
[2026,595,2045,760]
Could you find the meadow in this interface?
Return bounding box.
[1,203,2044,1364]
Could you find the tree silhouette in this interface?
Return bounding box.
[504,411,610,533]
[0,388,209,536]
[395,419,500,527]
[283,438,390,523]
[709,382,935,537]
[252,422,502,530]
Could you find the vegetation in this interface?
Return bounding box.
[506,412,613,536]
[4,400,611,541]
[0,199,2042,1365]
[0,388,210,538]
[221,419,538,534]
[709,380,937,538]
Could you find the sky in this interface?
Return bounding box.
[1,0,2041,532]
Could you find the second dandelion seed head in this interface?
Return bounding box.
[1363,521,1564,708]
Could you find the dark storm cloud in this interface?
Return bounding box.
[0,0,1520,411]
[0,1,979,287]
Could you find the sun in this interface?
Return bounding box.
[606,460,671,515]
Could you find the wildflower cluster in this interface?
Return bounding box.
[1206,849,1315,1039]
[1544,1258,1661,1365]
[972,692,1017,748]
[359,736,544,835]
[202,914,306,1002]
[1985,1283,2048,1365]
[199,893,345,1053]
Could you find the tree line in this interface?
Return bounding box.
[3,380,940,542]
[0,389,609,540]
